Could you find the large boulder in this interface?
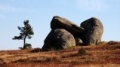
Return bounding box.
[42,29,76,51]
[80,17,103,45]
[51,16,85,36]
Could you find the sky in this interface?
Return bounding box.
[0,0,120,50]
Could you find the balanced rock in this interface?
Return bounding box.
[51,16,85,36]
[80,17,103,45]
[42,29,76,51]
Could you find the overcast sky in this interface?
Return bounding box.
[0,0,120,50]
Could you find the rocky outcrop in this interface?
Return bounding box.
[80,17,103,45]
[51,16,85,36]
[42,29,76,51]
[42,16,104,51]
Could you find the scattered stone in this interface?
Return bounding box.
[75,37,83,46]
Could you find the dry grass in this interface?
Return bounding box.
[0,41,120,67]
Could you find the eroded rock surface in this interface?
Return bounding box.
[80,17,103,45]
[42,29,76,51]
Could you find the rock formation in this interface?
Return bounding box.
[42,16,104,51]
[42,29,76,51]
[80,17,103,45]
[51,16,85,36]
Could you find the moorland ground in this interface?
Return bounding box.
[0,41,120,67]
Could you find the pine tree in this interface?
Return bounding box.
[13,20,34,49]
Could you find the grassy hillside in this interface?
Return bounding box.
[0,41,120,67]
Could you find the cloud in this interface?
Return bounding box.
[0,4,35,13]
[0,4,19,12]
[76,0,108,11]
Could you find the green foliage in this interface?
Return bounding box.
[19,43,32,49]
[13,20,34,40]
[78,47,86,56]
[13,20,34,49]
[24,43,32,49]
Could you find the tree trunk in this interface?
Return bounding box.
[23,36,27,49]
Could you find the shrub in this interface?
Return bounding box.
[19,43,32,50]
[24,43,32,49]
[78,47,86,56]
[31,48,42,53]
[108,41,120,45]
[98,41,107,45]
